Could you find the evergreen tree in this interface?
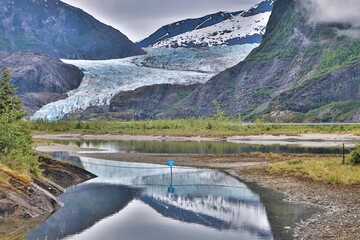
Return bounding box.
[212,99,225,121]
[0,67,25,118]
[0,67,39,175]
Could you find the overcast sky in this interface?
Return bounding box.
[61,0,260,41]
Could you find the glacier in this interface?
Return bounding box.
[31,44,259,121]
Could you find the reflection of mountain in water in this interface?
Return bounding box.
[80,157,272,238]
[26,183,142,240]
[141,194,272,239]
[137,171,271,238]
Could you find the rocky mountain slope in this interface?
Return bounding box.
[0,0,144,60]
[174,0,360,121]
[0,51,83,116]
[137,0,273,48]
[135,0,359,122]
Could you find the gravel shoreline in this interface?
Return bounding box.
[233,168,360,240]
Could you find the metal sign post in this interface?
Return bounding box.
[167,160,175,193]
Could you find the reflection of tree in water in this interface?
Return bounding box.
[26,183,142,240]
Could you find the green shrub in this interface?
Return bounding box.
[75,121,83,129]
[346,146,360,165]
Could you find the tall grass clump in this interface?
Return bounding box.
[267,157,360,184]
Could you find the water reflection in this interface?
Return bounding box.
[26,155,315,240]
[55,139,348,155]
[27,183,141,240]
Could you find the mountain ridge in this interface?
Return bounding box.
[137,0,273,48]
[0,0,145,60]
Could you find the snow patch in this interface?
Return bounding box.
[152,12,271,48]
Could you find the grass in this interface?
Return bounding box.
[312,43,360,79]
[30,118,360,137]
[267,157,360,184]
[0,171,9,183]
[0,165,32,192]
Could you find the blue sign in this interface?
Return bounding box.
[167,160,175,167]
[168,187,175,193]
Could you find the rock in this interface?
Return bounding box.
[0,156,96,219]
[0,51,83,116]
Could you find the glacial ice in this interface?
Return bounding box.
[31,44,259,121]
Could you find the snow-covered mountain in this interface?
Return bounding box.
[31,0,274,121]
[137,0,274,48]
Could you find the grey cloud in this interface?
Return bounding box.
[337,29,360,39]
[62,0,259,41]
[301,0,360,28]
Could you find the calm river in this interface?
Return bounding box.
[24,140,320,240]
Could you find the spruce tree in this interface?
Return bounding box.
[0,67,39,175]
[0,67,25,118]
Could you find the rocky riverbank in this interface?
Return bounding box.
[0,156,95,239]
